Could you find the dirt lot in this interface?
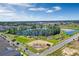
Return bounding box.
[28,40,53,50]
[62,40,79,56]
[62,47,79,56]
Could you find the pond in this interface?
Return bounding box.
[62,29,79,35]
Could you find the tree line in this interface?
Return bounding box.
[6,24,60,36]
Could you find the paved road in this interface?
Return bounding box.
[39,33,79,56]
[0,34,36,56]
[15,42,36,56]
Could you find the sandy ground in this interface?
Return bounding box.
[62,47,79,56]
[71,41,79,49]
[28,40,53,50]
[62,40,79,56]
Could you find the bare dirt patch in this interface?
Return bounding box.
[62,40,79,56]
[62,47,79,56]
[28,40,53,50]
[71,40,79,49]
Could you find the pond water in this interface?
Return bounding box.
[62,29,79,35]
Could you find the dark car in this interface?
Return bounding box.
[25,48,28,50]
[16,42,19,45]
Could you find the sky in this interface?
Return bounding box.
[0,3,79,21]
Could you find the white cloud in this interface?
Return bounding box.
[28,7,47,11]
[0,4,15,14]
[0,13,16,16]
[28,6,61,14]
[46,6,61,13]
[0,9,14,13]
[46,10,54,13]
[8,3,34,7]
[0,12,28,21]
[0,8,15,17]
[53,6,61,11]
[19,4,34,7]
[0,4,27,21]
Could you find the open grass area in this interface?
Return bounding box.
[27,45,38,53]
[46,31,71,45]
[14,36,35,44]
[18,48,29,56]
[47,39,60,45]
[1,33,35,44]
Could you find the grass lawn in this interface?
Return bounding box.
[18,48,29,56]
[47,39,60,45]
[46,31,71,45]
[14,36,35,44]
[0,33,36,44]
[27,45,38,53]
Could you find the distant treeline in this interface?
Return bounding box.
[0,20,79,26]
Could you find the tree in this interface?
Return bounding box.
[7,28,17,34]
[31,24,36,29]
